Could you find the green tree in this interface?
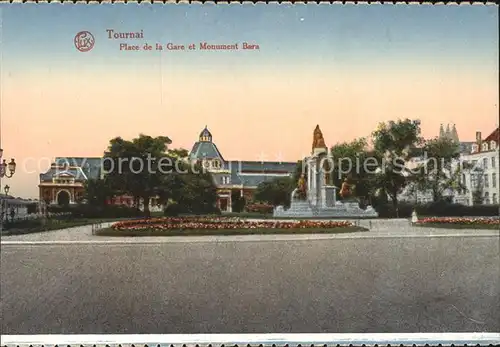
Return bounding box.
[167,148,189,159]
[83,178,115,207]
[371,119,423,216]
[103,134,173,216]
[231,190,246,212]
[164,160,218,214]
[254,176,295,207]
[329,138,378,203]
[412,137,462,202]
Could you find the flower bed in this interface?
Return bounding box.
[112,217,354,231]
[98,217,364,236]
[416,217,500,229]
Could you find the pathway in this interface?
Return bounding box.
[1,219,498,244]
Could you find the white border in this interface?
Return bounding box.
[2,333,500,346]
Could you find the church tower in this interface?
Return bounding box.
[451,124,459,143]
[445,124,451,139]
[439,124,445,138]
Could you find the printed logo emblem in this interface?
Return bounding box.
[74,31,95,52]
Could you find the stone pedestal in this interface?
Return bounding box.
[321,185,337,208]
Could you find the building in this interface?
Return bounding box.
[398,123,493,205]
[439,123,476,154]
[39,157,103,206]
[39,127,298,212]
[0,194,34,220]
[188,126,297,211]
[455,127,499,206]
[38,157,161,209]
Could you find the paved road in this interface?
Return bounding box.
[1,229,499,334]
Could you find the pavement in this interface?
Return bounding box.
[1,220,499,334]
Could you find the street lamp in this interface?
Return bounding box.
[4,185,9,195]
[0,149,16,234]
[0,158,16,178]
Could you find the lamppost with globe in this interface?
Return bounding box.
[0,149,17,232]
[1,184,10,221]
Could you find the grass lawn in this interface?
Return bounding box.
[3,218,129,235]
[415,223,499,230]
[95,226,368,237]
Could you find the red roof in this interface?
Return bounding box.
[484,127,500,143]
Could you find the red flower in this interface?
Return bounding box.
[111,217,354,231]
[417,217,499,226]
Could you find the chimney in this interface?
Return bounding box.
[476,131,482,143]
[476,131,482,151]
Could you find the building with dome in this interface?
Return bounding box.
[38,126,297,212]
[188,126,297,211]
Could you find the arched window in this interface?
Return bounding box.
[482,143,489,151]
[493,193,498,204]
[490,141,497,150]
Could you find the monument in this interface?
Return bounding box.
[273,125,378,218]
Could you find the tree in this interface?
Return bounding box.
[371,119,423,216]
[329,137,378,203]
[162,160,218,214]
[412,137,462,202]
[231,190,246,212]
[83,178,115,207]
[103,134,173,216]
[167,148,189,159]
[254,176,295,207]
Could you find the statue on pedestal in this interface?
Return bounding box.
[296,173,307,200]
[322,157,332,185]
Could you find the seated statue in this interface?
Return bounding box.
[296,173,307,200]
[340,178,354,200]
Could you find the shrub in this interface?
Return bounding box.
[164,202,184,216]
[70,204,143,218]
[26,203,38,214]
[47,205,73,214]
[416,201,499,217]
[375,202,414,218]
[375,201,500,218]
[245,202,274,214]
[164,202,221,216]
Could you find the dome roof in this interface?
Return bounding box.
[199,126,212,138]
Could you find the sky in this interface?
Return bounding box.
[0,3,498,198]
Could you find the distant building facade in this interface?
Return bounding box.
[398,124,499,206]
[38,157,161,209]
[39,157,102,206]
[39,127,298,212]
[455,127,499,206]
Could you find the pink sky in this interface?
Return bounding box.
[2,64,498,198]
